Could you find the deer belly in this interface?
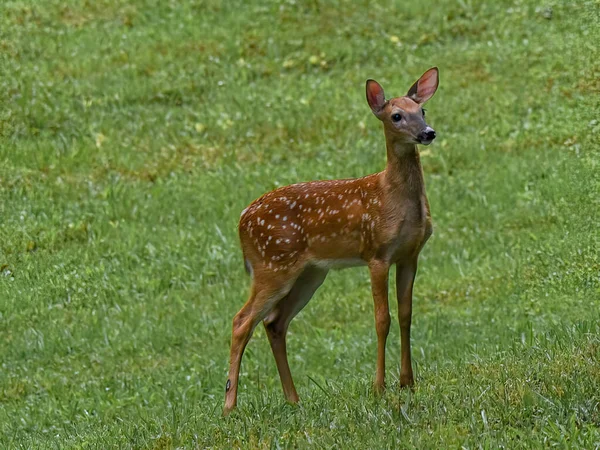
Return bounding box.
[312,257,366,270]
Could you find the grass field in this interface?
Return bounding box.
[1,0,599,447]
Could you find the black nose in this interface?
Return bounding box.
[425,129,436,140]
[419,129,436,142]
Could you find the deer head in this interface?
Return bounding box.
[366,67,439,146]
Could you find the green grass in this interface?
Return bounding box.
[1,0,599,447]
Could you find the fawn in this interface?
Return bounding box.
[224,68,439,414]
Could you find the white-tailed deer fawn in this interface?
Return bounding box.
[224,68,439,414]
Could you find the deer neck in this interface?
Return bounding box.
[382,136,426,200]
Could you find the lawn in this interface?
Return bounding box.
[1,0,599,447]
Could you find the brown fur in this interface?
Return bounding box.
[224,68,440,414]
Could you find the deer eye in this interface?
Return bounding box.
[422,108,426,117]
[391,113,402,122]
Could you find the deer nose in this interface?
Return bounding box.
[419,128,436,142]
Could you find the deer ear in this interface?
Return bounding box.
[366,79,386,115]
[407,67,439,104]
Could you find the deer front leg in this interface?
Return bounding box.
[368,260,391,394]
[396,261,417,387]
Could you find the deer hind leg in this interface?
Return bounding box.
[263,266,328,403]
[223,273,297,415]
